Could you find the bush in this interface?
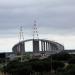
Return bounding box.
[48,52,71,61]
[68,58,75,64]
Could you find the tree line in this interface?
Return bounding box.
[1,52,75,75]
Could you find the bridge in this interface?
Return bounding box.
[12,39,64,56]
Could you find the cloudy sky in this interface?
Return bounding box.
[0,0,75,52]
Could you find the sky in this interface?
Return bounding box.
[0,0,75,52]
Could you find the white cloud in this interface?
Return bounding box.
[0,37,18,52]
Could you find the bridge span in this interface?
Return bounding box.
[12,39,64,56]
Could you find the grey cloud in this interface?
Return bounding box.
[0,0,75,36]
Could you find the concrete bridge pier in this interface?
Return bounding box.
[33,39,39,53]
[41,41,46,56]
[17,42,25,55]
[48,42,51,51]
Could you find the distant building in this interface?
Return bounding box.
[63,50,75,54]
[0,52,15,61]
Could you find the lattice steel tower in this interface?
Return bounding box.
[19,25,24,42]
[33,20,39,53]
[33,20,39,39]
[18,25,25,56]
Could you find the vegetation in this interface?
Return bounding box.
[1,52,75,75]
